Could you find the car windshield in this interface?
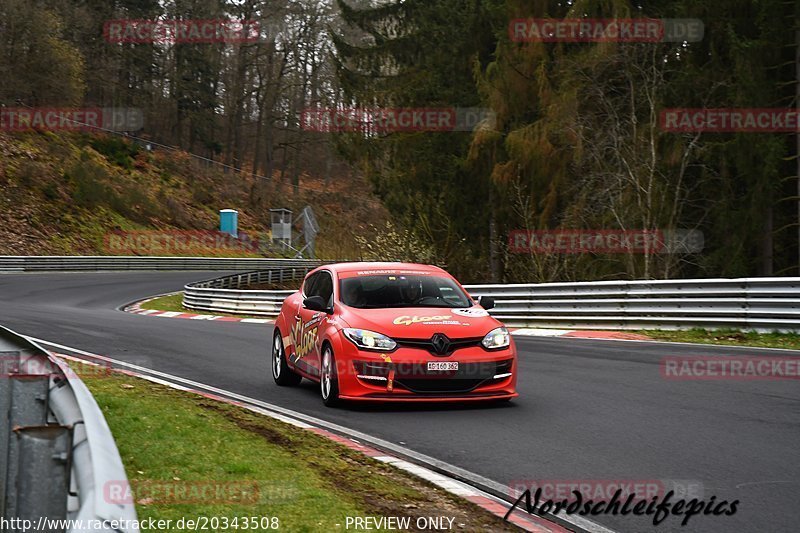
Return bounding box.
[339,275,472,309]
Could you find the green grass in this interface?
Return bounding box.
[138,293,192,313]
[638,328,800,350]
[79,364,516,532]
[138,293,266,320]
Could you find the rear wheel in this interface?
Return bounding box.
[272,332,302,386]
[320,345,340,407]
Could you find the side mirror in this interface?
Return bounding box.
[304,296,331,313]
[478,296,495,310]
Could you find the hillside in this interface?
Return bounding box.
[0,130,388,259]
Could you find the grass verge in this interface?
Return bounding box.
[638,328,800,350]
[78,363,517,532]
[137,293,267,320]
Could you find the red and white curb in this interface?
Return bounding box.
[125,297,274,324]
[34,339,584,533]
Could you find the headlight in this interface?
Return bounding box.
[343,328,397,351]
[481,327,510,350]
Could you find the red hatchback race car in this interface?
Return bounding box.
[271,262,518,406]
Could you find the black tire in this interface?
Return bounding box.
[320,345,341,407]
[272,332,302,386]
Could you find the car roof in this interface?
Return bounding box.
[316,262,448,276]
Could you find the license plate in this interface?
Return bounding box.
[427,361,458,371]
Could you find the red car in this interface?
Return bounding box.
[271,262,518,406]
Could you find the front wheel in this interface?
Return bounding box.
[320,346,341,407]
[272,332,302,386]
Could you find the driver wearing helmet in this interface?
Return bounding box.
[399,278,423,304]
[343,283,367,308]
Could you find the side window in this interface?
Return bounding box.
[316,272,334,308]
[303,272,320,298]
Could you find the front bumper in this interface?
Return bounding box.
[336,341,518,402]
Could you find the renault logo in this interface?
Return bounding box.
[430,333,451,356]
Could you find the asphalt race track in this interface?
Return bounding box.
[1,272,798,533]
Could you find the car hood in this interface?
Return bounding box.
[338,306,501,339]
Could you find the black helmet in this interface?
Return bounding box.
[399,278,422,303]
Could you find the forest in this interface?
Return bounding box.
[1,0,798,282]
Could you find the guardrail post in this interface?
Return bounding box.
[12,426,71,526]
[0,350,18,518]
[1,370,51,522]
[742,279,750,331]
[622,280,632,330]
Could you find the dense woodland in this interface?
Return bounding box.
[1,0,798,282]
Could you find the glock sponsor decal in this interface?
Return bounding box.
[393,315,459,326]
[451,308,490,318]
[289,320,318,363]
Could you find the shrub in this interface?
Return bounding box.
[354,221,436,263]
[64,159,114,208]
[88,136,140,169]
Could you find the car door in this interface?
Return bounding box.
[291,271,333,377]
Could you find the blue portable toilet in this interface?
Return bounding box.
[219,209,239,238]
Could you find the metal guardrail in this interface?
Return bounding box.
[185,274,800,332]
[0,256,321,272]
[465,277,800,331]
[183,269,313,316]
[5,258,795,331]
[0,326,138,532]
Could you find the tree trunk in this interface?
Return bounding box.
[489,187,500,282]
[762,203,774,275]
[796,26,800,273]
